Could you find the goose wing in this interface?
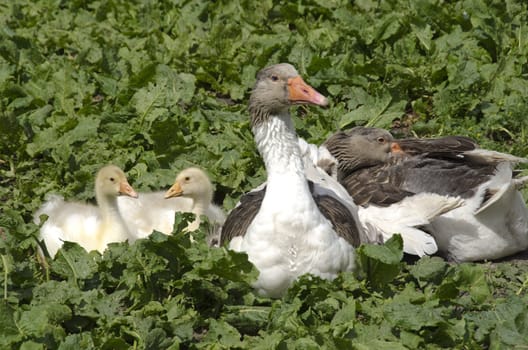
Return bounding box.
[220,187,265,246]
[395,135,478,159]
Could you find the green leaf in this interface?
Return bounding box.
[410,256,448,286]
[16,303,70,341]
[353,340,408,350]
[454,264,491,304]
[197,319,243,348]
[411,23,433,52]
[329,298,356,337]
[50,243,100,284]
[384,299,446,331]
[0,303,21,347]
[221,305,270,334]
[20,341,44,350]
[357,235,403,288]
[400,330,422,349]
[58,333,96,350]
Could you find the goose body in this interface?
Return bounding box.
[165,167,226,244]
[429,163,528,261]
[221,64,358,297]
[118,167,226,243]
[35,165,138,257]
[117,193,194,239]
[300,136,462,256]
[325,126,528,261]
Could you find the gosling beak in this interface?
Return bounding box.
[165,182,183,199]
[287,76,328,106]
[119,181,138,198]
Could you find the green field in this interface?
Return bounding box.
[1,0,528,348]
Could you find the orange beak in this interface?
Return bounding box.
[164,182,183,199]
[390,142,404,154]
[119,181,138,198]
[287,76,328,106]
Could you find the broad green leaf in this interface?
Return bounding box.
[357,235,403,288]
[20,341,44,350]
[16,303,70,341]
[353,340,408,350]
[384,300,446,331]
[196,319,243,348]
[400,330,422,349]
[58,333,96,350]
[410,256,448,286]
[411,23,433,52]
[0,303,21,347]
[50,243,100,283]
[454,264,491,304]
[331,298,355,326]
[221,305,270,334]
[100,338,129,350]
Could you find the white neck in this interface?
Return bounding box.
[97,193,131,244]
[184,197,209,232]
[252,113,307,188]
[191,198,208,216]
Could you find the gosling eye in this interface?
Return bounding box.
[184,176,191,181]
[270,75,279,82]
[109,177,115,182]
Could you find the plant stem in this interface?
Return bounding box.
[1,254,8,301]
[516,274,528,296]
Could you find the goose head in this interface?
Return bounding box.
[96,165,138,200]
[324,126,394,174]
[164,167,213,204]
[249,63,328,126]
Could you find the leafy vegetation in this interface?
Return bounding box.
[1,0,528,348]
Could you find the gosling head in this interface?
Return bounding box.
[96,165,138,199]
[164,167,214,203]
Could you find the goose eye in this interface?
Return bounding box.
[377,137,385,143]
[270,75,279,82]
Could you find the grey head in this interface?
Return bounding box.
[249,63,328,127]
[324,126,394,175]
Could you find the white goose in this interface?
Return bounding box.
[220,63,359,297]
[117,167,226,243]
[34,165,138,258]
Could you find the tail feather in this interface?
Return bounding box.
[463,149,528,164]
[476,163,514,214]
[359,208,438,256]
[513,175,528,190]
[33,194,65,225]
[359,193,463,256]
[384,193,464,226]
[395,227,438,256]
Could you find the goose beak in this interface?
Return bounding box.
[165,182,183,199]
[120,181,138,198]
[390,142,404,155]
[287,76,328,106]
